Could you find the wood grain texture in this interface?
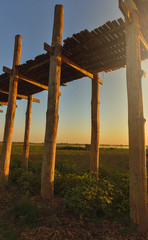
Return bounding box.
[41,5,64,200]
[0,35,22,182]
[22,95,33,169]
[126,3,148,230]
[90,73,100,179]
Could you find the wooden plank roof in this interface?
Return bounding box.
[0,17,148,103]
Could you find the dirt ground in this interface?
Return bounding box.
[1,185,148,240]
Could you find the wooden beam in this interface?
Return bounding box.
[61,83,67,86]
[44,43,54,55]
[44,42,103,85]
[0,35,22,182]
[0,102,18,108]
[139,30,148,51]
[0,89,40,103]
[119,0,132,22]
[90,73,100,179]
[0,102,8,106]
[22,95,33,169]
[3,66,13,75]
[3,66,48,90]
[26,59,49,73]
[16,73,48,90]
[126,6,148,230]
[41,5,64,200]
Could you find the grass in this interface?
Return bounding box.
[0,143,130,239]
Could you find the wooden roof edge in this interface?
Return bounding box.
[63,17,125,46]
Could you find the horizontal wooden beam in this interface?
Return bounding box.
[139,31,148,51]
[0,102,18,108]
[18,74,48,90]
[3,66,13,75]
[26,59,49,73]
[16,73,48,90]
[0,110,3,113]
[0,102,8,106]
[44,43,54,55]
[62,55,103,84]
[3,66,48,90]
[0,89,40,103]
[119,0,132,22]
[44,42,103,85]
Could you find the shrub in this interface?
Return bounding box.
[64,175,114,220]
[17,171,41,195]
[55,166,129,223]
[12,195,39,226]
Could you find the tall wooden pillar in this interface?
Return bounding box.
[90,73,100,179]
[0,35,22,182]
[41,5,64,200]
[22,95,33,169]
[126,4,148,229]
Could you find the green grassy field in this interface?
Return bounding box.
[0,143,129,172]
[0,143,131,239]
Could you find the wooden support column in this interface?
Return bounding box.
[90,73,100,179]
[22,95,33,169]
[41,5,64,200]
[126,3,148,230]
[0,35,22,182]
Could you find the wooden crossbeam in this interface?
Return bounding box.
[17,73,48,90]
[3,66,48,90]
[139,31,148,51]
[119,0,132,22]
[26,59,49,73]
[44,43,54,55]
[0,110,3,113]
[0,89,40,103]
[0,102,8,106]
[0,102,18,108]
[44,43,103,85]
[3,66,13,75]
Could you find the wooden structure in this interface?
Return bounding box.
[0,0,148,229]
[119,0,148,230]
[41,5,64,200]
[22,95,33,169]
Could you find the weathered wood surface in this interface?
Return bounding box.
[0,35,22,182]
[44,42,103,84]
[0,102,8,106]
[0,15,148,99]
[126,3,148,230]
[0,88,40,103]
[22,95,33,169]
[41,5,64,200]
[90,73,100,179]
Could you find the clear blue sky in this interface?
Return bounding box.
[0,0,148,145]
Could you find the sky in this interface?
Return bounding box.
[0,0,148,145]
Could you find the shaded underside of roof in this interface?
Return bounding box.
[0,14,148,103]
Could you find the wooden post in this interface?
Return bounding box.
[22,95,33,169]
[126,2,148,230]
[90,73,100,179]
[0,35,22,182]
[41,5,64,200]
